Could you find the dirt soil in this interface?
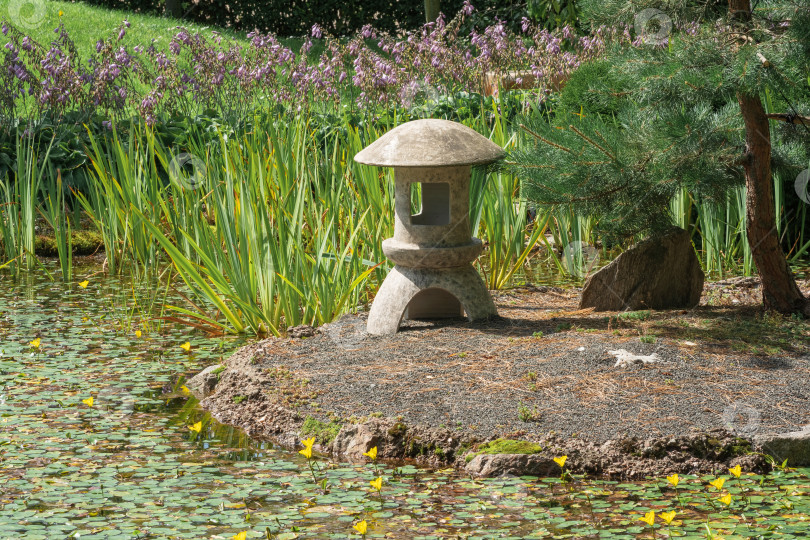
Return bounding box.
[199,278,810,479]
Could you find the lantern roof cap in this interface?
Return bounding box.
[354,119,505,168]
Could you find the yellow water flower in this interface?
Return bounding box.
[135,330,142,338]
[180,342,191,352]
[82,397,94,407]
[370,476,383,491]
[189,421,202,433]
[353,520,368,535]
[666,474,679,487]
[660,510,676,524]
[180,385,191,395]
[363,446,377,460]
[232,532,247,540]
[729,465,742,478]
[639,511,655,526]
[78,280,89,288]
[29,338,41,349]
[719,493,732,506]
[553,455,567,468]
[709,477,725,490]
[299,437,314,459]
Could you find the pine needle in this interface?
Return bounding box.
[520,124,574,154]
[568,125,617,161]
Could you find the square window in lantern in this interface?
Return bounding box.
[410,182,450,226]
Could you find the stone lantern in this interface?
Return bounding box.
[355,119,505,335]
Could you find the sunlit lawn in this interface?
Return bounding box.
[0,0,311,55]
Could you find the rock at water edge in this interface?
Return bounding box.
[465,453,559,478]
[186,364,224,399]
[755,425,810,467]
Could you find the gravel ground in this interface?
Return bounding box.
[244,313,808,443]
[200,280,810,475]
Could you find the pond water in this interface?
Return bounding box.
[1,265,808,539]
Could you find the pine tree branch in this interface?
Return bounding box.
[519,124,574,154]
[765,113,810,126]
[568,125,617,162]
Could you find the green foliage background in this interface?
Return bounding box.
[510,0,810,243]
[76,0,531,36]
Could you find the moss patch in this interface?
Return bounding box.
[300,416,343,445]
[465,438,543,463]
[34,231,104,256]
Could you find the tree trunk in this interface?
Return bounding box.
[737,92,809,315]
[424,0,440,23]
[166,0,183,19]
[728,0,751,21]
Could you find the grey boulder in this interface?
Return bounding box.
[465,453,559,478]
[185,364,223,399]
[755,425,810,467]
[580,227,704,311]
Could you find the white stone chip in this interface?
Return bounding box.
[608,349,660,368]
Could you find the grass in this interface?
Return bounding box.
[0,0,253,55]
[518,402,541,422]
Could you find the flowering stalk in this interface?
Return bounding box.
[0,2,631,124]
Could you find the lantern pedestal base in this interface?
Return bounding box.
[367,264,497,335]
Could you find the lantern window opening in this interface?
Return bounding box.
[409,182,451,226]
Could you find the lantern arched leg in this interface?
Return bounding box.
[367,265,497,335]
